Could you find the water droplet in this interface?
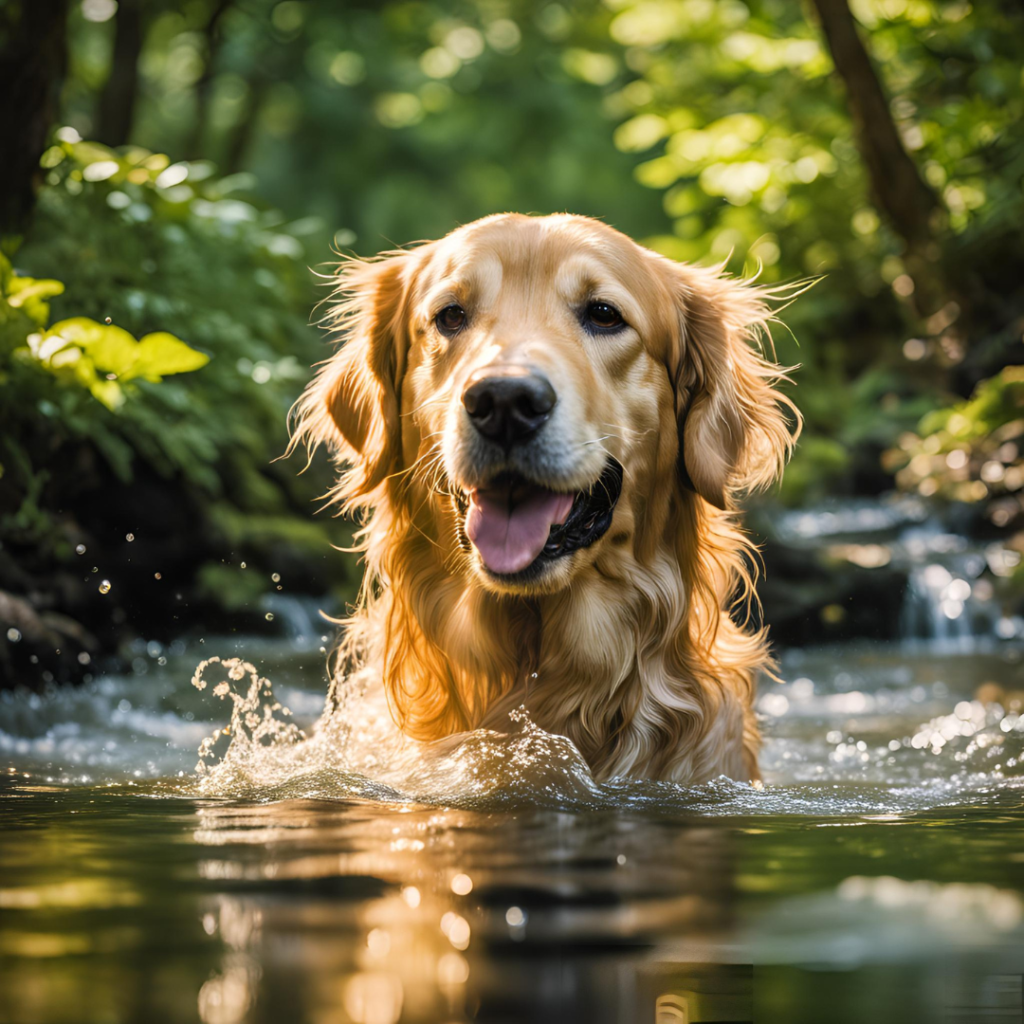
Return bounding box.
[6,628,21,643]
[265,612,275,621]
[451,873,473,895]
[75,543,86,555]
[125,532,134,542]
[77,651,90,665]
[98,580,111,594]
[104,316,112,324]
[271,573,281,583]
[505,906,525,927]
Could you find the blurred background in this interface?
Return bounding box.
[2,0,1023,687]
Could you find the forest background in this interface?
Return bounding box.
[1,0,1022,686]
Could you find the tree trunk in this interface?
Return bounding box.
[95,0,144,147]
[812,0,951,319]
[812,0,938,247]
[0,0,69,242]
[184,0,235,160]
[224,74,269,173]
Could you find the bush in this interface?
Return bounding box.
[0,138,351,687]
[886,367,1024,530]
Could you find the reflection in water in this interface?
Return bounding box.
[180,794,739,1023]
[3,634,1024,1021]
[177,796,740,1024]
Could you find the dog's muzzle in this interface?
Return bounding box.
[462,367,556,448]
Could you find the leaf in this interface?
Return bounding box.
[41,320,209,383]
[44,318,139,376]
[128,332,210,381]
[7,276,65,327]
[89,378,126,410]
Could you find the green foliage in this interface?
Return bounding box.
[64,0,668,251]
[0,250,207,546]
[17,137,319,492]
[2,138,345,613]
[885,367,1024,526]
[59,0,1023,508]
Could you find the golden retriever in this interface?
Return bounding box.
[291,214,798,784]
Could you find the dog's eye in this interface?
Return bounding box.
[435,304,466,334]
[585,301,625,332]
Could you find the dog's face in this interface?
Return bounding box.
[406,215,681,594]
[295,214,794,597]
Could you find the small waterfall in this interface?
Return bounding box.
[901,563,980,650]
[769,499,1017,651]
[258,593,327,647]
[898,524,1005,650]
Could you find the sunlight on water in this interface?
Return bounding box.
[4,639,1024,1024]
[175,646,1024,818]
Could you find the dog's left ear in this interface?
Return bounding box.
[667,262,800,510]
[289,253,411,511]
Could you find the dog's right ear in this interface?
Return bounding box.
[289,253,411,511]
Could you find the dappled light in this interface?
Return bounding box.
[1,0,1023,1021]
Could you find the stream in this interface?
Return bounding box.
[2,498,1024,1023]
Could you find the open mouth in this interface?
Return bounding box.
[458,458,623,577]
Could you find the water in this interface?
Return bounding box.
[772,494,1023,649]
[3,628,1024,1023]
[4,497,1024,1023]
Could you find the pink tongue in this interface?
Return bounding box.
[466,487,574,575]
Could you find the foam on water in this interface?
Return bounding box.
[3,639,1023,816]
[172,647,1024,817]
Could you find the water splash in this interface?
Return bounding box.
[191,657,306,781]
[189,656,608,808]
[185,649,1024,817]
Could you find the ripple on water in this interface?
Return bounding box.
[2,644,1023,816]
[165,652,1024,818]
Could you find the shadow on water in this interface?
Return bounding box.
[3,501,1024,1022]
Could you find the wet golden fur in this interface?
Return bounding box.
[291,214,799,784]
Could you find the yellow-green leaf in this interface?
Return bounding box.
[128,332,210,381]
[89,378,126,410]
[7,276,65,328]
[44,318,139,376]
[24,317,206,405]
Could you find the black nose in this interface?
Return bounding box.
[463,370,557,446]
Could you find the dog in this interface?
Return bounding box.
[291,214,798,784]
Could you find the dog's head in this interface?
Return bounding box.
[293,214,796,596]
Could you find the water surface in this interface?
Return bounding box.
[3,621,1024,1023]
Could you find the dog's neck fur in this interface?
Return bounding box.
[342,481,764,785]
